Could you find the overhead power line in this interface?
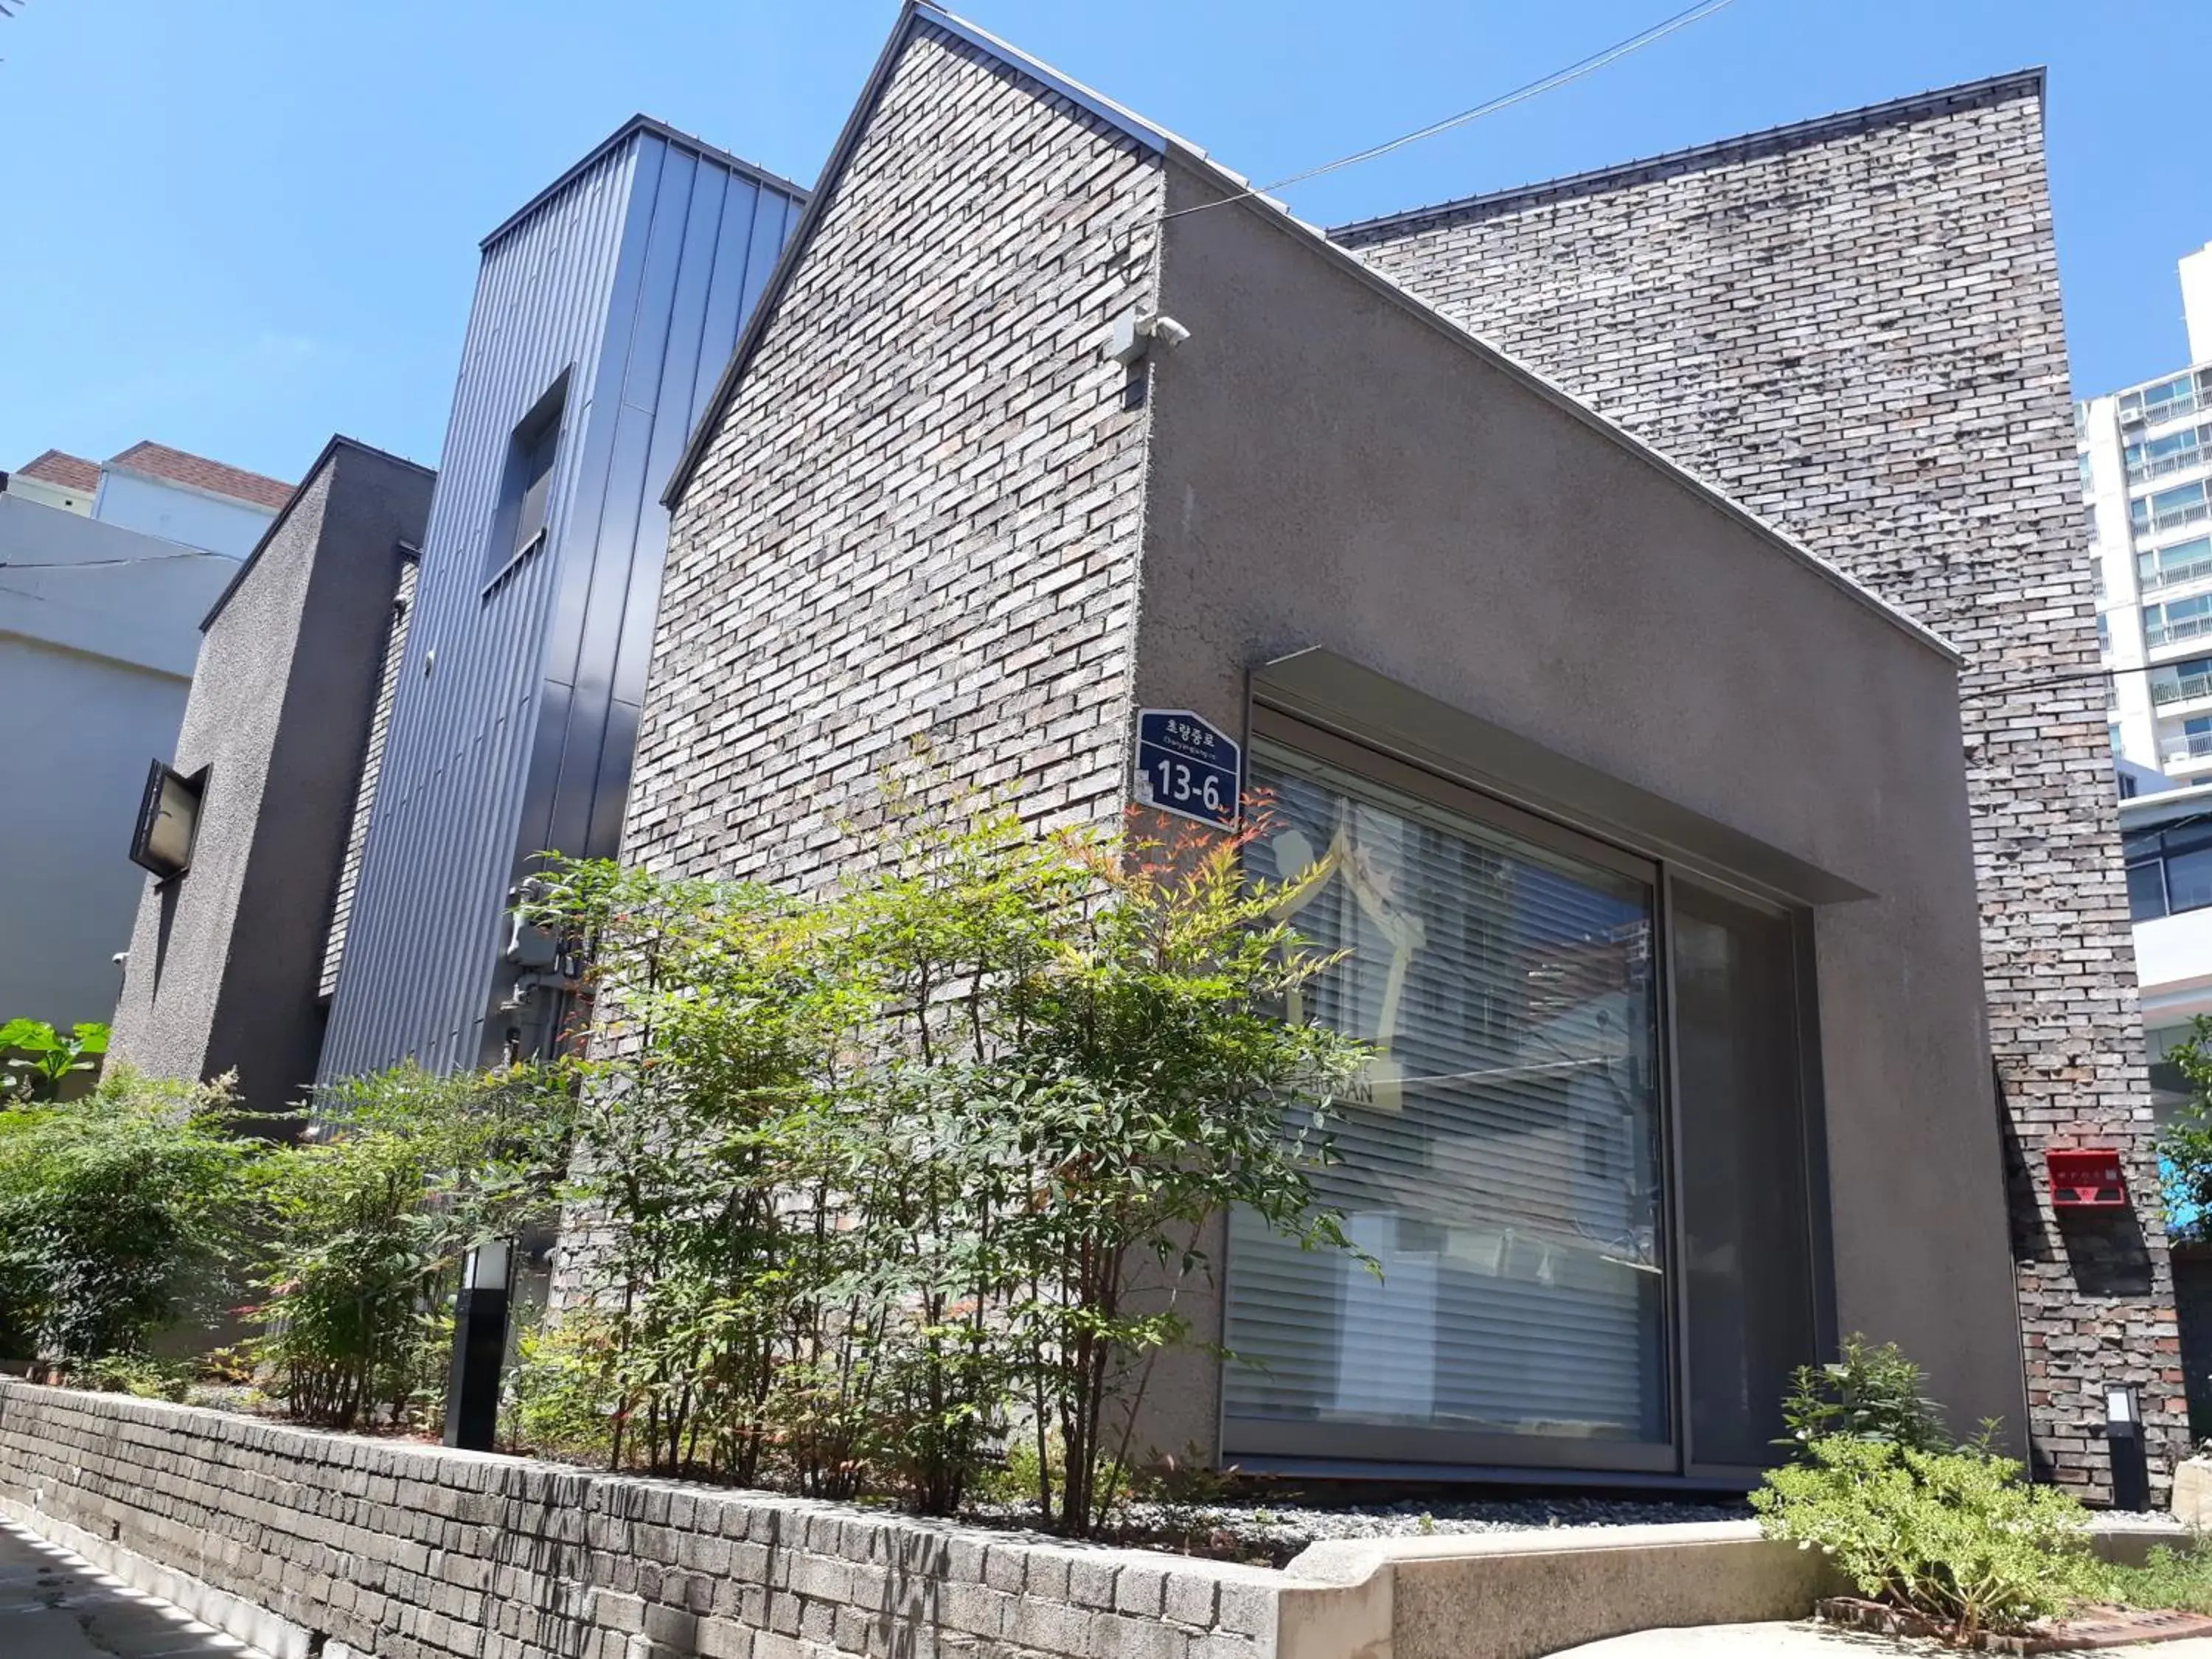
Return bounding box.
[1962,660,2172,701]
[1162,0,1745,223]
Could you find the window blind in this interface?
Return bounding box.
[1224,742,1669,1452]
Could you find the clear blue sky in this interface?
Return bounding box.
[3,0,2207,487]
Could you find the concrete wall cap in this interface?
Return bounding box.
[1287,1521,1768,1585]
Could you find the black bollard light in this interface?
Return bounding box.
[2105,1382,2150,1514]
[444,1239,512,1451]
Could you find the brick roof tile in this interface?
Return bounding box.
[105,440,294,512]
[14,449,100,493]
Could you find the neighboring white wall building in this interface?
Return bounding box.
[3,450,98,515]
[91,442,292,557]
[2124,782,2212,1123]
[2083,251,2212,780]
[0,442,292,1029]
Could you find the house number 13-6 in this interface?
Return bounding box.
[1152,759,1224,815]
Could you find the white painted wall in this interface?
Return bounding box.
[93,468,275,557]
[2138,903,2212,1029]
[0,494,241,1027]
[0,640,189,1026]
[2184,243,2212,369]
[2083,390,2159,767]
[4,473,93,515]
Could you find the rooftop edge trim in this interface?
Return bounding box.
[199,436,434,633]
[481,114,812,252]
[665,1,1176,509]
[1329,67,2046,242]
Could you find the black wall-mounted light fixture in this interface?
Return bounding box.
[127,760,206,880]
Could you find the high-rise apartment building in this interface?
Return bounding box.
[2085,245,2212,784]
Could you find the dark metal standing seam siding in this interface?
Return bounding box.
[318,131,804,1084]
[319,139,642,1082]
[532,161,801,867]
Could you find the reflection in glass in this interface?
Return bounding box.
[1223,744,1668,1447]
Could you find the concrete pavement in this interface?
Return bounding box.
[1554,1620,2212,1655]
[0,1517,268,1658]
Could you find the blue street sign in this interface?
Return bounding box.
[1134,709,1242,830]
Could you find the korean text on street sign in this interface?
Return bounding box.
[1133,709,1241,830]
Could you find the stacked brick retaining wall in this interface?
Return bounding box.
[0,1381,1289,1659]
[17,1380,2033,1659]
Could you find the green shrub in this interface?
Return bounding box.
[503,1308,619,1464]
[2156,1017,2212,1242]
[254,1062,574,1430]
[0,1019,108,1105]
[525,788,1368,1533]
[1779,1333,1954,1456]
[0,1067,256,1366]
[79,1352,194,1402]
[2098,1540,2212,1615]
[1752,1433,2091,1641]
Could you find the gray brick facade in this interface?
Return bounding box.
[629,7,2046,1487]
[1336,74,2183,1497]
[626,22,1163,890]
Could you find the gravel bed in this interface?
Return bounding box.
[967,1492,1756,1564]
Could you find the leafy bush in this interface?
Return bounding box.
[525,790,1366,1532]
[504,1308,619,1465]
[0,1019,109,1104]
[2098,1540,2212,1615]
[1779,1334,1954,1456]
[521,859,853,1485]
[253,1063,574,1430]
[79,1352,195,1402]
[1753,1434,2091,1641]
[0,1067,255,1366]
[2157,1017,2212,1241]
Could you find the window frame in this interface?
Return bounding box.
[127,759,209,883]
[2138,535,2212,595]
[2130,815,2212,920]
[481,369,571,596]
[1663,868,1832,1481]
[1220,706,1832,1484]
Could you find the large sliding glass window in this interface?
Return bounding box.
[1220,728,1824,1476]
[1223,740,1669,1467]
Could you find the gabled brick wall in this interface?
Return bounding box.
[1338,76,2182,1498]
[625,23,1164,891]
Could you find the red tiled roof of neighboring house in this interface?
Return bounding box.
[15,449,100,493]
[105,440,295,512]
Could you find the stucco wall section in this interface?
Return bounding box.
[109,444,434,1116]
[1127,157,2018,1464]
[627,23,1163,888]
[0,1382,1283,1659]
[1337,76,2176,1499]
[107,470,334,1085]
